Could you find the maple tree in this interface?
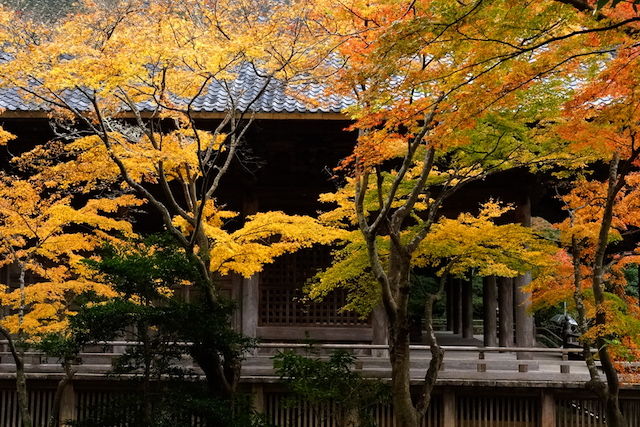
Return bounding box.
[0,149,140,426]
[528,34,640,425]
[0,0,342,403]
[305,0,640,425]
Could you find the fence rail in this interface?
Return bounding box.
[0,340,628,385]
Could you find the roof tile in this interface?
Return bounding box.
[0,63,353,115]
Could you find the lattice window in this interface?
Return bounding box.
[259,246,369,327]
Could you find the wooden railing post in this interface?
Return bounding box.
[560,351,570,374]
[442,390,456,427]
[477,351,486,372]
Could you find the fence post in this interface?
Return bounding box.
[251,384,265,413]
[59,381,76,426]
[442,390,456,427]
[560,352,570,374]
[540,391,556,427]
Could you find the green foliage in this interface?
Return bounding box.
[75,235,255,382]
[160,299,256,381]
[33,332,81,363]
[624,264,639,299]
[82,233,205,301]
[273,349,390,427]
[66,234,258,425]
[305,237,382,316]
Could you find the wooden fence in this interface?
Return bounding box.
[0,388,54,427]
[2,386,639,427]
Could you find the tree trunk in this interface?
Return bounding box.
[341,407,360,427]
[598,342,627,427]
[48,361,74,427]
[389,329,419,427]
[15,265,33,427]
[140,323,153,425]
[0,328,33,427]
[590,154,627,426]
[0,264,33,427]
[415,275,446,422]
[14,347,31,427]
[605,394,627,427]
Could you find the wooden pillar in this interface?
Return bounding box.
[372,304,388,346]
[231,274,243,331]
[515,272,535,359]
[461,279,473,339]
[442,390,456,427]
[241,191,260,339]
[446,284,454,331]
[452,278,462,335]
[59,381,76,426]
[540,391,556,427]
[514,195,535,358]
[483,276,498,347]
[498,277,514,347]
[242,274,260,338]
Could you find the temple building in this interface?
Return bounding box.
[0,77,639,427]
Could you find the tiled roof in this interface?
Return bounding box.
[0,63,352,115]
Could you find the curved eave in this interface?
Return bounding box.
[0,110,348,120]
